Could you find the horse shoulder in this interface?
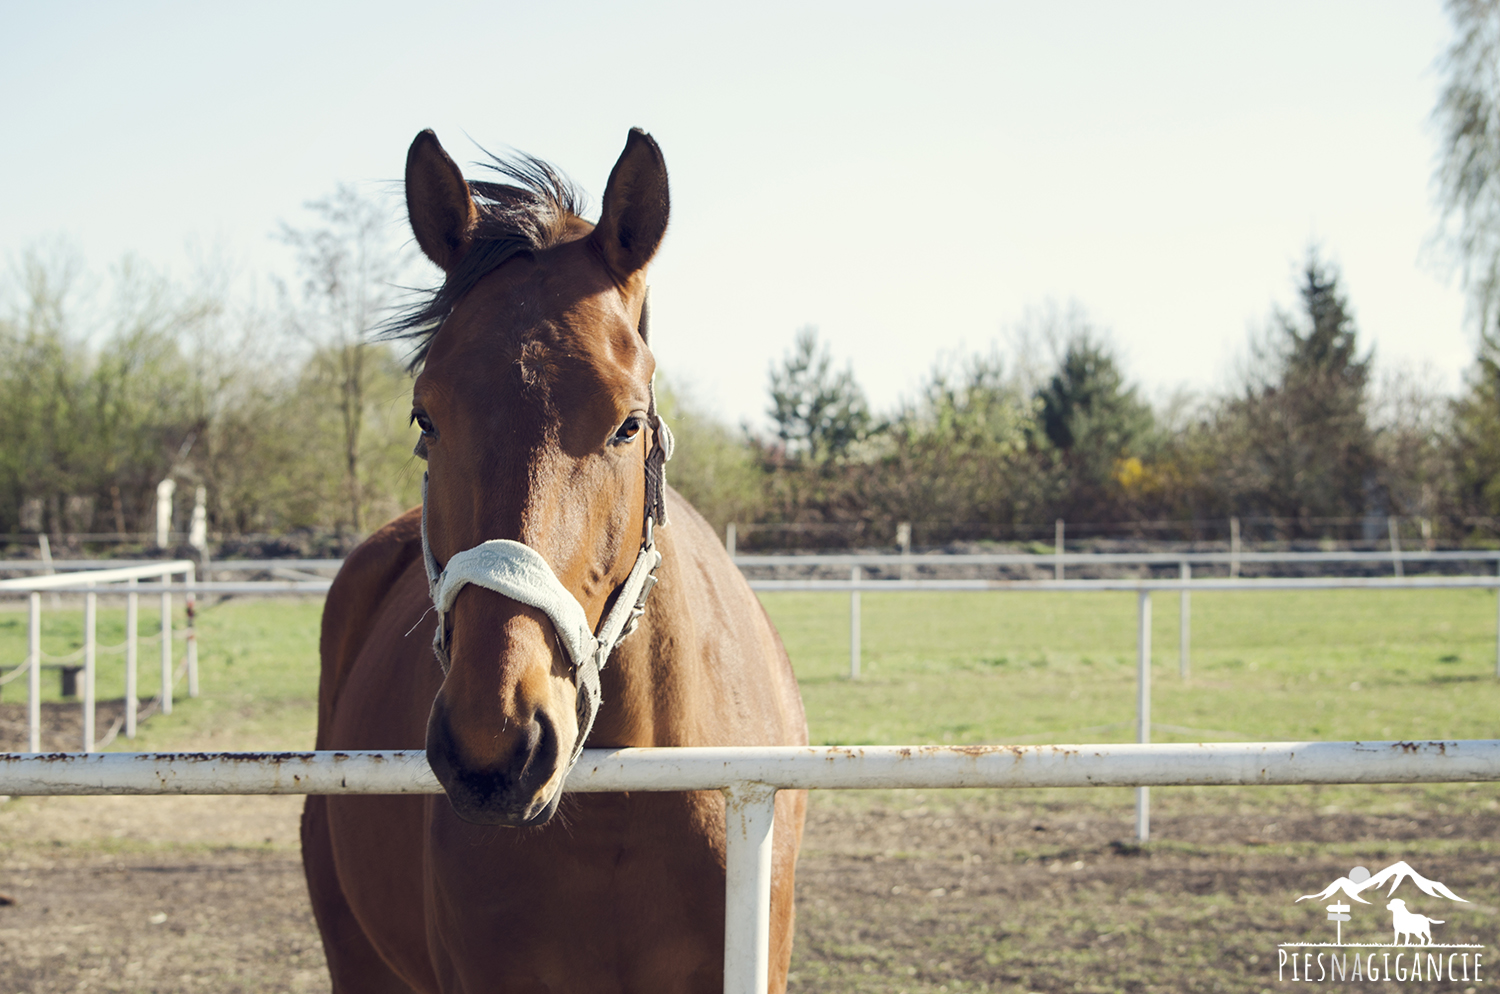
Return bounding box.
[317,507,423,745]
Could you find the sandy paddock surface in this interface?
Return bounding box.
[1,786,1498,993]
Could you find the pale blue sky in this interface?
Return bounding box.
[0,1,1473,426]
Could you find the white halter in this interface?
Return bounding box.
[418,294,673,774]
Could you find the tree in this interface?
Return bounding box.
[278,185,406,535]
[878,350,1042,530]
[766,327,870,465]
[1034,325,1156,520]
[1434,0,1500,339]
[1219,251,1374,524]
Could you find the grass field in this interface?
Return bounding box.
[3,585,1499,750]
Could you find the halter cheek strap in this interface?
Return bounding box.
[419,290,673,775]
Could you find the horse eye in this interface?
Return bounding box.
[613,417,642,444]
[411,411,437,438]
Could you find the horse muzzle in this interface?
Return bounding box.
[426,692,569,826]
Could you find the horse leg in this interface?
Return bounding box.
[301,795,419,994]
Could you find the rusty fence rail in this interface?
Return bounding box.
[0,741,1496,994]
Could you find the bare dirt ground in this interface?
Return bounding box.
[2,705,1497,992]
[0,787,1497,994]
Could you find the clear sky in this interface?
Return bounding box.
[0,1,1474,428]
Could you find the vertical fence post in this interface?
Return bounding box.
[1388,516,1403,578]
[1229,517,1240,578]
[83,587,96,753]
[126,577,138,739]
[725,523,736,559]
[1136,589,1151,843]
[27,592,41,753]
[1179,562,1190,680]
[185,565,198,698]
[849,566,861,680]
[160,570,173,716]
[897,522,912,580]
[1054,519,1065,580]
[722,783,777,994]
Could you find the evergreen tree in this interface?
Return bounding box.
[1034,329,1155,519]
[1221,252,1374,523]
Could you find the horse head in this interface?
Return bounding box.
[402,128,669,826]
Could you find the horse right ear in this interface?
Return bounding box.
[406,130,477,273]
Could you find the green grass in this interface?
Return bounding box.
[3,586,1498,755]
[764,587,1500,746]
[0,596,322,749]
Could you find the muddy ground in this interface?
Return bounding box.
[1,704,1497,992]
[0,788,1497,994]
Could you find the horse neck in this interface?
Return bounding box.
[592,523,707,748]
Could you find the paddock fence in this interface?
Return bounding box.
[0,561,332,752]
[0,740,1495,994]
[7,554,1500,838]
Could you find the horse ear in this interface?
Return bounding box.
[591,128,670,281]
[406,130,477,273]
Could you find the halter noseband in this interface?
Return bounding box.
[418,293,674,775]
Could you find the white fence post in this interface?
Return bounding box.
[849,566,861,680]
[83,587,96,753]
[1229,517,1240,578]
[897,522,912,580]
[1136,589,1151,843]
[1054,519,1065,580]
[1389,516,1403,578]
[721,783,777,994]
[185,564,198,698]
[126,578,138,739]
[160,571,173,716]
[1179,562,1190,680]
[725,523,736,559]
[27,592,41,753]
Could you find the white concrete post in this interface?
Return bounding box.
[27,592,41,753]
[725,523,736,559]
[1179,562,1191,680]
[849,566,861,680]
[125,578,138,739]
[721,783,777,994]
[160,572,173,716]
[188,485,207,551]
[185,564,198,698]
[897,522,912,580]
[1388,516,1403,578]
[1054,519,1065,580]
[1136,589,1151,843]
[83,588,96,753]
[155,478,176,549]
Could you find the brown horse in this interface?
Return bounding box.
[300,129,808,993]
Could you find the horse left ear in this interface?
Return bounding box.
[406,130,478,273]
[591,129,670,281]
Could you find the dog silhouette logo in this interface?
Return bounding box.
[1386,899,1444,946]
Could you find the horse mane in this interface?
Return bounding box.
[383,149,588,370]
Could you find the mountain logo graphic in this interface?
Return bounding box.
[1294,861,1469,907]
[1275,860,1483,983]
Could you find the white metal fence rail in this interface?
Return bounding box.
[748,575,1500,840]
[0,741,1495,994]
